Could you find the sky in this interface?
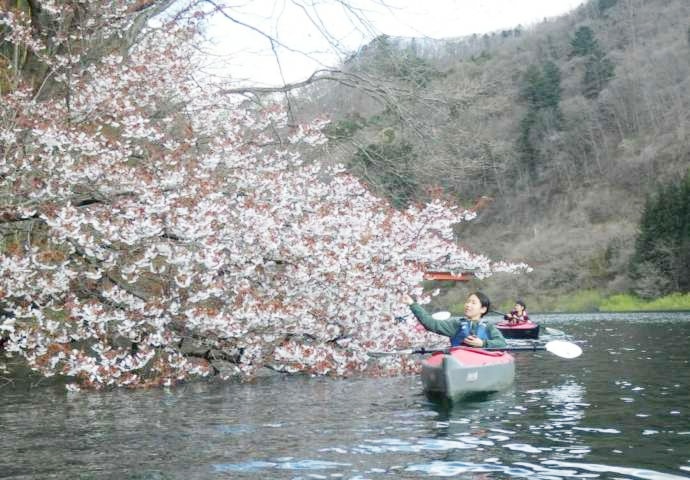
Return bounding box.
[205,0,585,87]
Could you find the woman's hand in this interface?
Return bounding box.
[402,294,414,305]
[463,335,484,347]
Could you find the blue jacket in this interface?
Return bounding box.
[449,321,490,347]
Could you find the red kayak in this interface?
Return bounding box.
[421,347,515,399]
[496,320,540,339]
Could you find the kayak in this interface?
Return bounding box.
[496,320,540,339]
[421,347,515,399]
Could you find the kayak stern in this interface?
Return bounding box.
[421,347,515,399]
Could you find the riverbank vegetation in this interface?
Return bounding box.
[447,290,690,315]
[600,293,690,312]
[527,291,690,313]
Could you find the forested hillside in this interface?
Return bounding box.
[295,0,690,309]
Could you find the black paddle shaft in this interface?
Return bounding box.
[412,344,546,355]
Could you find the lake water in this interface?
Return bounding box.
[1,312,689,480]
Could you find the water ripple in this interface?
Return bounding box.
[406,460,531,477]
[543,460,690,480]
[503,442,543,453]
[212,458,350,473]
[352,437,478,454]
[406,459,690,480]
[572,427,621,434]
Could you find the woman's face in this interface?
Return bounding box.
[514,303,524,314]
[464,294,486,320]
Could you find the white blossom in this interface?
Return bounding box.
[0,1,529,390]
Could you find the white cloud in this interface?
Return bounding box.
[203,0,585,86]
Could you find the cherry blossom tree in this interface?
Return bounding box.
[0,0,529,390]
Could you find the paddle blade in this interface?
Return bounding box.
[544,326,566,337]
[432,311,451,320]
[545,340,583,359]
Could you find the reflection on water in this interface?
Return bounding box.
[1,312,689,479]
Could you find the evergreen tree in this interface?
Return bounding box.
[360,35,438,88]
[516,61,562,176]
[352,141,419,209]
[598,0,618,14]
[541,61,563,110]
[519,65,544,108]
[569,26,615,98]
[571,26,599,57]
[630,173,690,296]
[517,111,539,175]
[583,52,615,98]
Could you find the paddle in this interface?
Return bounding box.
[431,311,451,320]
[544,339,582,359]
[543,326,566,336]
[490,309,512,319]
[368,339,582,359]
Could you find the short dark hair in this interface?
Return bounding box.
[472,291,491,317]
[516,299,526,308]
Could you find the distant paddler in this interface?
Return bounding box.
[504,299,529,324]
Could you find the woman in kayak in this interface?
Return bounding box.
[504,299,529,325]
[402,292,507,348]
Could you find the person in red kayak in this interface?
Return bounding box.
[402,292,507,348]
[504,300,529,325]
